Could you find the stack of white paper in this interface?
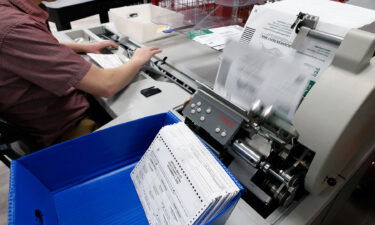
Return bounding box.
[192,25,243,50]
[87,53,125,69]
[131,122,240,225]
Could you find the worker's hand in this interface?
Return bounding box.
[83,41,119,53]
[130,47,162,67]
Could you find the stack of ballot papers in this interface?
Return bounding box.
[131,122,241,225]
[188,25,243,50]
[87,53,125,69]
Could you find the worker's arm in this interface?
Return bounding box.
[75,46,161,98]
[62,41,119,53]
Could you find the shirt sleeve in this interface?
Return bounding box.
[0,21,92,96]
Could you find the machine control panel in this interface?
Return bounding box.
[182,90,243,145]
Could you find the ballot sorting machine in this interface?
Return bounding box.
[54,8,375,225]
[180,14,375,224]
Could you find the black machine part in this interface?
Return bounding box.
[140,86,162,97]
[228,132,314,217]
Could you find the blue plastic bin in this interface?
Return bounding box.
[8,112,242,225]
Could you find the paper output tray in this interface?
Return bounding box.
[8,112,242,225]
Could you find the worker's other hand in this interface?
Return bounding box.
[84,41,119,53]
[130,47,162,67]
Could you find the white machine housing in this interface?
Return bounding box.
[294,29,375,194]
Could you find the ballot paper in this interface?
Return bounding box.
[87,53,124,69]
[214,0,375,121]
[241,6,345,84]
[131,122,241,225]
[190,25,243,50]
[215,41,308,120]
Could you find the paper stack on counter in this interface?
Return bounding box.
[87,53,125,69]
[131,122,241,225]
[188,25,243,50]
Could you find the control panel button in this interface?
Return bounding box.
[197,108,202,112]
[206,108,212,114]
[200,116,205,121]
[191,109,196,114]
[215,128,221,133]
[190,103,196,108]
[221,131,227,137]
[197,101,202,106]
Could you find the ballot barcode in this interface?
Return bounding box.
[240,27,256,44]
